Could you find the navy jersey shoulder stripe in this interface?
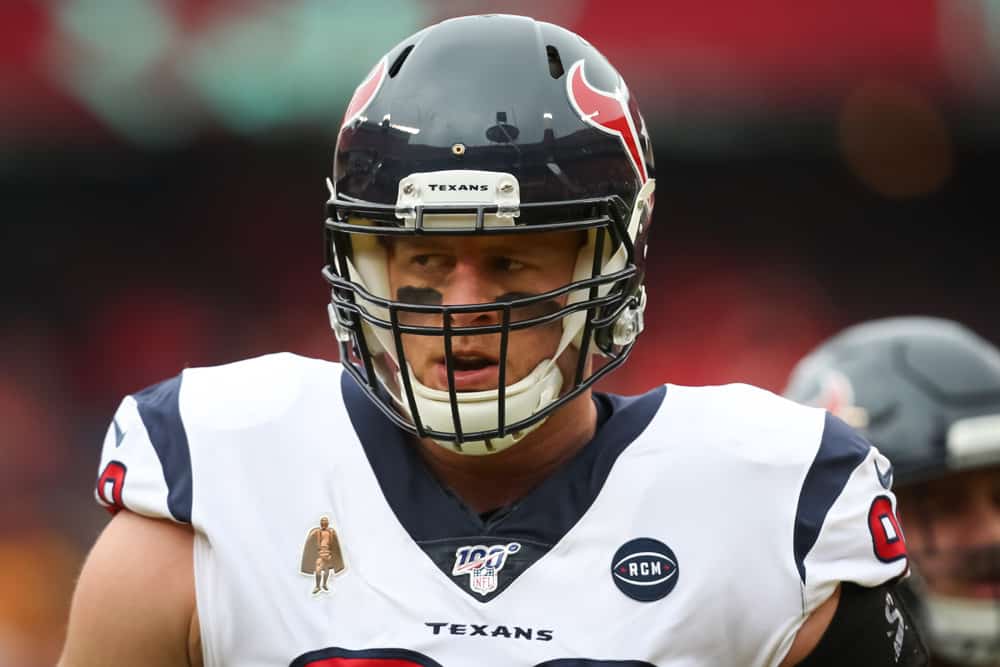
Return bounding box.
[793,411,871,583]
[133,374,193,523]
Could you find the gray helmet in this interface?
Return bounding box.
[785,316,1000,665]
[784,316,1000,486]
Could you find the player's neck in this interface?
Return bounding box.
[413,390,598,515]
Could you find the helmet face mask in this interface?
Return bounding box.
[323,15,655,454]
[324,185,650,452]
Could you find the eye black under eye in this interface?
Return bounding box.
[397,286,443,305]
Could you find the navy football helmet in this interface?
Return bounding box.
[785,317,1000,664]
[323,15,655,454]
[784,317,1000,484]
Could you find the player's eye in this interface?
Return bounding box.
[923,494,965,520]
[492,257,526,272]
[411,254,453,271]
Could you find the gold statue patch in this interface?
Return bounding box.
[299,515,346,596]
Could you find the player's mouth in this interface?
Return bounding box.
[963,564,1000,598]
[925,545,1000,599]
[434,353,500,391]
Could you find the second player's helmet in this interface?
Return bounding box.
[784,316,1000,485]
[323,15,655,454]
[784,316,1000,665]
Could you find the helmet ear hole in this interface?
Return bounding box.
[546,45,564,79]
[388,44,414,78]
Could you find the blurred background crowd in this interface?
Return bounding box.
[2,0,999,663]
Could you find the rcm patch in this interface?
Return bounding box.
[611,538,679,602]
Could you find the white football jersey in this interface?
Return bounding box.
[95,353,909,667]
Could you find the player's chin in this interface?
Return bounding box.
[925,576,1000,600]
[962,579,1000,599]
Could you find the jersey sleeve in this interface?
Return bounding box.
[94,374,192,524]
[794,412,909,614]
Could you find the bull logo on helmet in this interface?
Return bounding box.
[814,369,870,429]
[341,57,387,129]
[566,60,649,184]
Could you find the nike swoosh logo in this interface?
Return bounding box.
[874,459,894,490]
[113,419,126,448]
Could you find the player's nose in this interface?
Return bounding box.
[443,259,501,327]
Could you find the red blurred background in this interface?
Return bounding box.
[2,1,999,662]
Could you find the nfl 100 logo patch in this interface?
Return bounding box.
[451,542,521,596]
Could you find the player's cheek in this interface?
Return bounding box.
[396,332,437,373]
[508,320,562,370]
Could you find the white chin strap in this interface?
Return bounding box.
[923,592,1000,665]
[398,359,564,456]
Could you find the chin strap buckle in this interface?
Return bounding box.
[612,286,646,347]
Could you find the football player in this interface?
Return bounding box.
[785,316,1000,666]
[60,15,927,667]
